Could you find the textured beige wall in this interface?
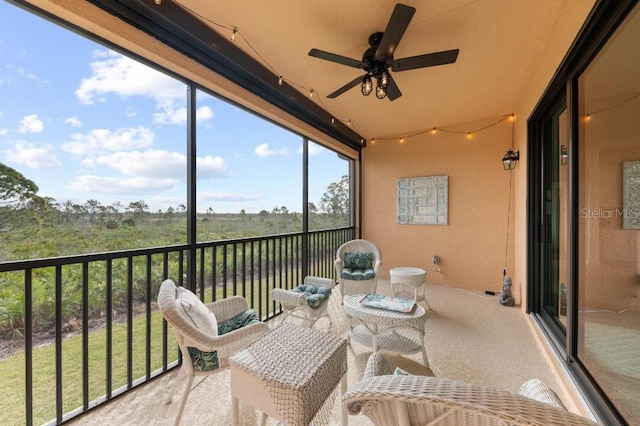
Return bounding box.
[361,117,514,294]
[361,0,597,301]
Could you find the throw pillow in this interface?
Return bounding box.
[344,252,373,270]
[292,284,332,308]
[519,378,566,410]
[217,309,260,335]
[176,286,218,337]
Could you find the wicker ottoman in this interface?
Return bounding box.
[230,323,348,425]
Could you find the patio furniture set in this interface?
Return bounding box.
[158,239,596,425]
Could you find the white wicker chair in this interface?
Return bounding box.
[157,279,269,426]
[343,353,599,426]
[335,239,382,303]
[271,276,334,328]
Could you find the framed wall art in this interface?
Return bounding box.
[623,160,640,229]
[397,175,448,225]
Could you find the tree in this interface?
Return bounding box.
[0,163,39,208]
[84,199,101,222]
[127,200,149,221]
[319,174,349,214]
[111,201,123,221]
[308,202,318,213]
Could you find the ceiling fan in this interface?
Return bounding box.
[308,3,459,101]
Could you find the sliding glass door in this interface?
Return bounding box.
[529,2,640,424]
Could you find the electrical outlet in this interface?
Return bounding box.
[432,255,440,265]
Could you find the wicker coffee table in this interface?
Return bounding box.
[343,294,428,367]
[230,323,348,426]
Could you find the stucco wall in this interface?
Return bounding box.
[362,118,515,294]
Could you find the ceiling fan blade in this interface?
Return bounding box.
[385,73,402,101]
[327,75,365,98]
[308,48,366,69]
[375,3,416,61]
[392,49,459,72]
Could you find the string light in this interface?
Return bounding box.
[331,117,335,125]
[399,138,405,144]
[369,114,512,144]
[154,0,161,4]
[172,5,529,146]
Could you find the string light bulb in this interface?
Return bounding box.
[431,127,437,134]
[154,0,161,4]
[278,76,283,86]
[347,119,352,126]
[399,138,405,144]
[586,114,591,121]
[331,117,335,125]
[309,89,314,98]
[231,27,237,42]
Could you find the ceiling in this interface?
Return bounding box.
[170,0,575,140]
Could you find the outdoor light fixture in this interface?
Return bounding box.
[502,149,520,170]
[361,75,373,96]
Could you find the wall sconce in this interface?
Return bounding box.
[560,145,568,166]
[502,149,520,170]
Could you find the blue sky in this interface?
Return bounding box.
[0,1,348,214]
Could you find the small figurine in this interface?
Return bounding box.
[499,276,515,306]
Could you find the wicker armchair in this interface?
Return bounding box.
[335,239,382,303]
[343,353,598,426]
[271,276,334,328]
[157,279,269,425]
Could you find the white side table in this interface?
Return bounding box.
[389,267,430,309]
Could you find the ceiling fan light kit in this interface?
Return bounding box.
[308,3,459,101]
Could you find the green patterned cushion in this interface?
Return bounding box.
[292,284,332,308]
[393,367,411,375]
[188,309,260,371]
[188,347,220,371]
[217,309,260,335]
[343,252,373,270]
[341,268,376,281]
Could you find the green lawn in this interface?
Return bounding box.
[0,279,289,425]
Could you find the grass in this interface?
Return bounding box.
[0,309,177,425]
[0,277,291,425]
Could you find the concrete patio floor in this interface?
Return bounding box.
[68,277,575,425]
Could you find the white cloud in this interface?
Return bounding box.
[17,114,44,133]
[153,103,214,125]
[83,149,227,180]
[197,155,228,178]
[0,129,7,136]
[75,50,185,105]
[254,143,289,157]
[62,126,154,156]
[67,175,176,194]
[65,117,82,128]
[4,140,61,168]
